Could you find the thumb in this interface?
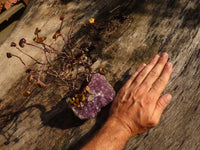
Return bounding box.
[153,94,172,120]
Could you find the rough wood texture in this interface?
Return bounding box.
[0,3,25,24]
[0,0,199,149]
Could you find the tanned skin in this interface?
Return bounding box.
[82,53,173,150]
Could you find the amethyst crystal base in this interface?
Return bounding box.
[71,73,116,120]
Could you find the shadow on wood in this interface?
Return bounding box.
[0,0,200,149]
[40,97,85,129]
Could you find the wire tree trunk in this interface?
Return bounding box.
[0,0,199,149]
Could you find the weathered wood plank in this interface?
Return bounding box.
[0,3,25,24]
[0,0,199,150]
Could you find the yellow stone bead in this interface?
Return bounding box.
[89,18,95,24]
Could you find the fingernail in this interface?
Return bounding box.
[138,63,146,71]
[161,53,168,58]
[153,55,159,60]
[165,94,172,103]
[166,62,172,68]
[142,63,146,67]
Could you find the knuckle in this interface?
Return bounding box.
[158,76,165,83]
[125,91,132,99]
[157,98,167,108]
[134,83,148,99]
[134,87,144,99]
[133,94,138,101]
[152,82,160,92]
[133,79,140,86]
[135,100,144,108]
[148,63,155,70]
[138,71,146,79]
[150,69,159,78]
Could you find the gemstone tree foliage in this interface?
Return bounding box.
[6,16,115,119]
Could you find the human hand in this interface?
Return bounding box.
[109,53,173,136]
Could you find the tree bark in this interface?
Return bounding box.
[0,0,199,150]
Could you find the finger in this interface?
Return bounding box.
[140,53,169,92]
[152,94,172,122]
[120,64,146,103]
[124,63,146,88]
[129,54,160,90]
[149,62,173,100]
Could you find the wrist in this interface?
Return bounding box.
[105,116,132,139]
[82,117,132,150]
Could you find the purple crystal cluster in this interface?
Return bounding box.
[71,73,116,119]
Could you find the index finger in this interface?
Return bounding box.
[149,62,173,101]
[123,63,146,89]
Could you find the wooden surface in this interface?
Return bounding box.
[0,0,200,149]
[0,3,25,24]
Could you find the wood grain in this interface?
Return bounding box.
[0,3,25,24]
[0,0,199,149]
